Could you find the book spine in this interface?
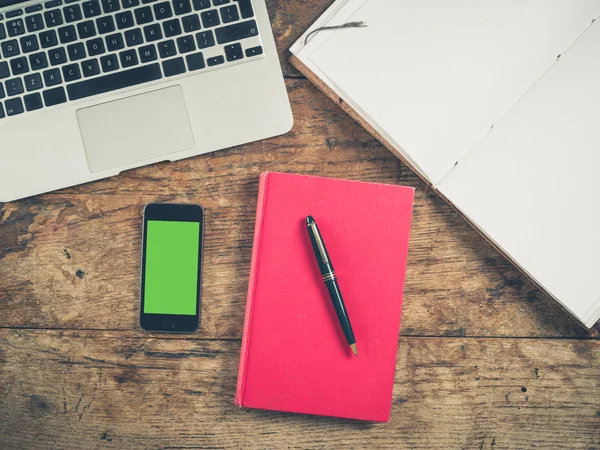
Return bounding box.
[234,172,270,406]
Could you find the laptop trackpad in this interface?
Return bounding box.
[77,86,195,173]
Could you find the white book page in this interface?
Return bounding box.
[291,0,427,177]
[438,20,600,327]
[308,0,600,185]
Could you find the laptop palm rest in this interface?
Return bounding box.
[76,86,195,173]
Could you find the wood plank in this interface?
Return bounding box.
[0,330,599,449]
[266,0,333,77]
[0,80,595,338]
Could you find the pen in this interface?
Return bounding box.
[306,215,358,357]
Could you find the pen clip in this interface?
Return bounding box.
[309,222,329,265]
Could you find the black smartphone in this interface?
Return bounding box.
[140,203,204,332]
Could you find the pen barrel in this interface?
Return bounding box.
[324,278,356,346]
[307,220,333,272]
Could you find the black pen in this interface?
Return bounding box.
[306,215,357,357]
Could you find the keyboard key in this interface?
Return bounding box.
[77,20,97,38]
[43,86,67,105]
[134,6,153,24]
[67,63,162,100]
[0,103,4,118]
[43,67,62,86]
[162,18,181,37]
[81,58,101,77]
[200,9,219,27]
[206,54,222,66]
[185,51,204,70]
[24,72,43,91]
[82,0,102,17]
[122,0,140,8]
[244,44,261,57]
[2,41,21,60]
[97,16,115,34]
[162,56,185,76]
[213,0,228,5]
[106,33,124,51]
[44,9,64,27]
[124,28,143,46]
[0,62,9,79]
[63,4,82,22]
[45,1,63,9]
[19,35,39,52]
[142,0,158,4]
[224,42,242,61]
[143,23,162,41]
[0,83,4,98]
[219,4,238,23]
[234,0,253,18]
[181,14,200,32]
[58,24,77,43]
[25,5,43,13]
[67,42,86,60]
[6,9,24,18]
[119,48,138,67]
[5,78,24,95]
[100,53,119,71]
[153,2,172,20]
[173,0,191,15]
[176,34,195,53]
[192,0,210,10]
[116,11,134,29]
[87,37,105,55]
[158,39,176,58]
[39,30,58,48]
[62,63,81,81]
[48,47,67,65]
[124,28,144,47]
[30,52,49,70]
[5,97,24,115]
[24,92,43,111]
[138,44,157,62]
[102,0,121,13]
[25,14,45,32]
[7,19,26,37]
[0,23,5,40]
[10,56,29,75]
[195,30,213,48]
[214,19,256,44]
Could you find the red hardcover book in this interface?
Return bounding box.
[235,172,414,422]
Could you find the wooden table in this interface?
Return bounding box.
[1,1,600,448]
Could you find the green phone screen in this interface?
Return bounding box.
[143,220,200,315]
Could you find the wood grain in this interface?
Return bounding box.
[266,0,334,77]
[0,80,594,338]
[1,330,599,449]
[0,79,597,339]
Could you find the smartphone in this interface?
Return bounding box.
[140,203,204,332]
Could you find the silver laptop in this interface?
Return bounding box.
[0,0,292,202]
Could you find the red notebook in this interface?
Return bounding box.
[235,172,414,422]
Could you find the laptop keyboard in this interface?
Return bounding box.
[0,0,263,119]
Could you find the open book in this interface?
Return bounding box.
[291,0,600,328]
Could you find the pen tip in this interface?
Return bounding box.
[306,215,315,225]
[350,343,358,357]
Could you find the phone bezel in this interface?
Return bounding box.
[140,203,204,333]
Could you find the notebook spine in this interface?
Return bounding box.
[234,172,270,406]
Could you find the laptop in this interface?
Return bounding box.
[0,0,292,202]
